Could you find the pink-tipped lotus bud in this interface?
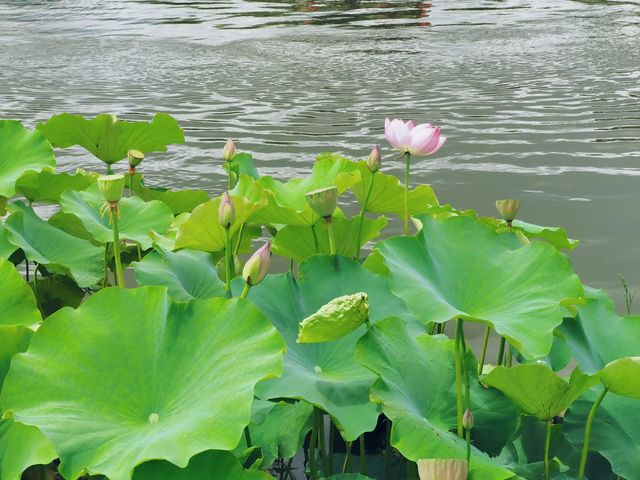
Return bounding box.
[417,459,468,480]
[463,408,474,430]
[306,186,338,219]
[127,149,144,168]
[223,138,236,162]
[367,145,381,173]
[242,241,271,286]
[218,191,235,229]
[495,199,520,222]
[97,174,125,203]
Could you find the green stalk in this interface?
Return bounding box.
[544,420,552,480]
[403,153,411,236]
[355,173,375,260]
[496,337,506,366]
[224,228,233,294]
[318,409,330,475]
[328,422,335,474]
[384,418,392,480]
[103,243,110,287]
[112,211,125,288]
[240,283,251,299]
[454,318,464,437]
[309,411,318,480]
[506,343,513,367]
[326,218,336,255]
[460,321,472,463]
[578,387,608,479]
[25,260,29,281]
[478,325,491,376]
[359,434,367,475]
[244,426,252,448]
[234,223,245,255]
[342,441,352,473]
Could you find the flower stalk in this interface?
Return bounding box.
[578,386,608,479]
[404,152,411,236]
[454,318,464,438]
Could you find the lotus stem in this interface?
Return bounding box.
[111,208,125,288]
[309,410,318,480]
[497,337,506,366]
[478,325,491,376]
[240,283,251,299]
[325,218,336,255]
[506,344,513,367]
[454,318,464,438]
[460,321,472,464]
[329,422,335,474]
[384,418,392,479]
[359,434,367,475]
[103,243,110,287]
[244,426,252,449]
[578,386,608,479]
[342,441,352,473]
[355,172,375,260]
[25,260,29,281]
[224,228,233,294]
[404,152,411,236]
[544,420,552,480]
[234,223,245,255]
[318,410,330,475]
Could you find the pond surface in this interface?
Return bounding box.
[1,0,640,301]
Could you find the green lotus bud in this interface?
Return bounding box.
[97,174,125,203]
[218,191,235,229]
[495,199,520,222]
[463,408,474,430]
[127,149,144,168]
[367,144,381,173]
[417,459,468,480]
[242,240,271,286]
[297,292,369,343]
[223,138,236,162]
[306,186,338,219]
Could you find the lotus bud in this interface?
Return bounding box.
[462,408,474,430]
[127,149,144,168]
[218,191,235,229]
[242,240,271,286]
[417,459,468,480]
[223,138,236,162]
[366,144,381,173]
[495,199,520,223]
[97,174,125,203]
[306,186,338,219]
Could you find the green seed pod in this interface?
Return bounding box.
[242,241,271,286]
[97,174,125,203]
[367,144,381,173]
[218,191,235,229]
[297,292,369,343]
[127,149,145,168]
[417,459,468,480]
[495,199,520,222]
[306,186,338,219]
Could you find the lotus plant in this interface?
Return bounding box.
[97,174,126,287]
[241,240,271,298]
[355,145,381,259]
[384,118,447,235]
[218,191,236,294]
[223,138,237,190]
[495,198,521,228]
[306,186,338,254]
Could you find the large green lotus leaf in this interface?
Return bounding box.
[0,259,41,327]
[377,215,583,358]
[132,248,226,301]
[1,287,285,480]
[47,210,101,245]
[351,161,438,215]
[355,318,518,480]
[236,400,313,468]
[559,287,640,374]
[0,222,16,259]
[129,174,209,215]
[0,326,32,391]
[37,113,184,166]
[483,364,597,421]
[4,202,104,287]
[60,186,174,249]
[174,184,266,252]
[480,218,579,251]
[251,154,361,227]
[132,450,272,480]
[14,168,97,204]
[31,275,85,318]
[0,120,55,198]
[244,255,420,441]
[224,152,261,180]
[0,420,57,480]
[564,391,640,479]
[272,213,387,263]
[597,357,640,400]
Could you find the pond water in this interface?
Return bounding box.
[1,0,640,302]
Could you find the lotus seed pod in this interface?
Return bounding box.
[127,149,144,168]
[97,174,125,203]
[417,459,469,480]
[495,199,520,222]
[218,191,235,229]
[242,240,271,286]
[223,138,236,162]
[297,292,369,343]
[462,408,474,430]
[366,144,381,173]
[306,186,338,219]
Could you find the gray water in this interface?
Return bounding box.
[1,0,640,305]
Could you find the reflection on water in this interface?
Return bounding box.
[1,0,640,300]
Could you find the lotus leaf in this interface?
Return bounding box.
[47,211,101,245]
[480,217,579,251]
[355,317,518,479]
[0,326,32,391]
[129,175,209,214]
[224,152,261,180]
[272,214,387,263]
[14,168,97,204]
[1,286,285,480]
[596,357,640,399]
[0,120,55,198]
[132,248,226,301]
[0,420,56,480]
[30,275,84,317]
[376,215,583,358]
[0,223,15,259]
[132,450,272,480]
[0,259,41,327]
[482,364,596,421]
[4,202,104,287]
[244,255,420,441]
[37,113,184,166]
[60,186,174,249]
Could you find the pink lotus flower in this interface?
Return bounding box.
[384,118,447,156]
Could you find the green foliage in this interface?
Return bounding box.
[14,168,97,204]
[0,259,41,327]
